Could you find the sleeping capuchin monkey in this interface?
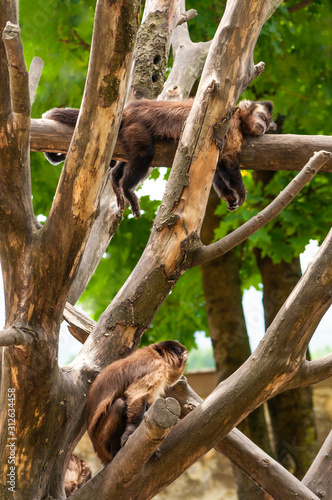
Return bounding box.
[44,99,276,217]
[85,340,188,464]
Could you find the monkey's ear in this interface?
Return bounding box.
[261,101,273,113]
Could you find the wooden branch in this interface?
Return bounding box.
[240,134,332,172]
[30,119,332,173]
[71,398,181,499]
[159,0,211,100]
[219,429,319,500]
[28,56,44,105]
[286,355,332,390]
[302,431,332,499]
[176,9,197,26]
[0,326,34,347]
[0,0,18,119]
[2,22,30,120]
[190,151,332,267]
[167,378,320,500]
[63,303,94,344]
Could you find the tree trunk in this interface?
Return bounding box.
[201,191,272,499]
[255,247,317,478]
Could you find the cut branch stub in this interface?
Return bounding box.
[70,397,181,500]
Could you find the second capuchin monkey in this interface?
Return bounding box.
[85,340,188,464]
[44,99,276,217]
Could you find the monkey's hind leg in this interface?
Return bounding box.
[120,145,154,218]
[118,124,154,218]
[111,161,127,210]
[121,397,148,447]
[213,157,247,211]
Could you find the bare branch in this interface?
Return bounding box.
[219,429,319,500]
[176,9,197,26]
[2,22,30,120]
[63,303,94,344]
[286,355,332,390]
[71,398,181,499]
[190,151,332,267]
[30,119,332,172]
[302,431,332,498]
[28,56,44,105]
[0,326,34,346]
[159,0,211,100]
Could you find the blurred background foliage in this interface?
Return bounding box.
[20,0,332,363]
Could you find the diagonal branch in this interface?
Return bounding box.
[189,150,332,267]
[71,398,181,499]
[167,377,319,500]
[302,431,332,499]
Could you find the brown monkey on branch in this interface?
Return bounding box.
[43,99,276,217]
[85,340,188,464]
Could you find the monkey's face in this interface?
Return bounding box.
[240,101,277,136]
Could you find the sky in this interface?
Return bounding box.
[0,172,331,365]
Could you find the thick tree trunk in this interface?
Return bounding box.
[201,192,271,499]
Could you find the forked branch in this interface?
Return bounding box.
[189,150,332,267]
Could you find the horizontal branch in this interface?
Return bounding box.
[30,119,332,172]
[190,150,332,266]
[286,355,332,390]
[0,326,34,347]
[71,398,180,499]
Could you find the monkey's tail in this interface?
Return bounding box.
[44,152,67,165]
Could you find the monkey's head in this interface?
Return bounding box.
[238,100,276,136]
[153,340,188,383]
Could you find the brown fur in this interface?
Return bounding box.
[43,99,276,216]
[85,340,188,464]
[64,454,92,497]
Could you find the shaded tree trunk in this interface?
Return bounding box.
[255,247,317,478]
[201,191,272,499]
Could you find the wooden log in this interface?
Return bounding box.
[30,118,332,172]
